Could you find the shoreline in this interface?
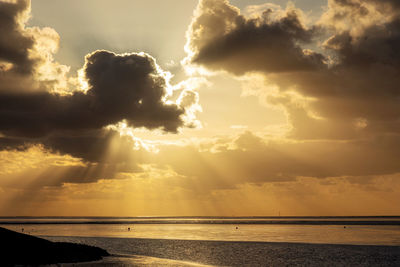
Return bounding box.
[0,227,109,266]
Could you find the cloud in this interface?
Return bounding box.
[0,0,199,163]
[0,50,186,136]
[185,0,400,140]
[57,130,391,194]
[0,0,33,74]
[184,0,326,75]
[80,50,185,132]
[3,129,400,194]
[0,0,70,93]
[2,0,400,194]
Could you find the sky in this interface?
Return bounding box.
[0,0,399,216]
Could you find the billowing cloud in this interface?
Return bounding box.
[184,0,326,75]
[1,0,400,217]
[185,0,400,140]
[0,0,33,74]
[0,0,198,162]
[0,0,69,93]
[0,49,187,155]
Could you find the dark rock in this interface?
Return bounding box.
[0,227,109,266]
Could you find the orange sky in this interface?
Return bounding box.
[0,0,399,216]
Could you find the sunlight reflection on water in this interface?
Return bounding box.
[61,255,214,267]
[2,223,400,245]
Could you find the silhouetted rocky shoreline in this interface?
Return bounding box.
[0,227,109,266]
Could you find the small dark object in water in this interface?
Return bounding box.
[128,227,130,231]
[344,226,346,229]
[236,227,238,229]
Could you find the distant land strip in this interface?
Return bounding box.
[1,216,400,219]
[1,220,400,225]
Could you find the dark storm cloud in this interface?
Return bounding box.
[186,0,326,75]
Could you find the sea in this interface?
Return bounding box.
[1,217,400,266]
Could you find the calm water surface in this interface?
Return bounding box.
[2,223,400,245]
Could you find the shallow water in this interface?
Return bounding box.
[60,255,214,267]
[45,236,400,267]
[2,220,400,266]
[2,223,400,245]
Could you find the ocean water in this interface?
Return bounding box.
[1,217,400,266]
[1,216,400,245]
[43,235,400,266]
